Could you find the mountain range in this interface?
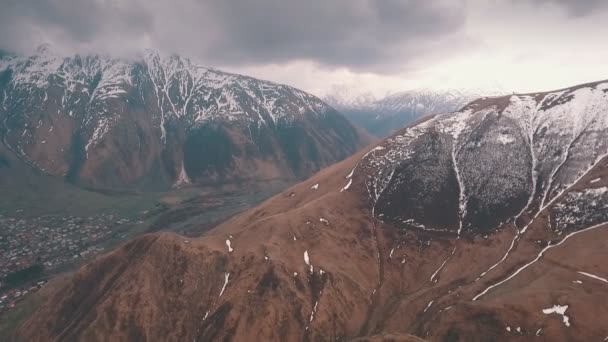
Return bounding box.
[324,87,504,137]
[16,80,608,341]
[0,46,369,190]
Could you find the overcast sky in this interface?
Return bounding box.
[2,0,608,97]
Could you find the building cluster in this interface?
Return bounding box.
[0,213,135,314]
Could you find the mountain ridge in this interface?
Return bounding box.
[324,87,505,137]
[0,47,369,190]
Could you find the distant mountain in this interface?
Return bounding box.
[324,87,504,137]
[19,80,608,341]
[0,46,369,190]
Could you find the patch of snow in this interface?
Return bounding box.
[311,183,319,190]
[319,217,329,225]
[423,300,434,313]
[340,178,353,192]
[476,227,519,280]
[542,304,571,327]
[430,246,457,282]
[309,301,319,323]
[346,168,355,179]
[590,177,601,183]
[225,239,233,253]
[85,117,110,152]
[577,271,608,283]
[496,133,516,145]
[552,185,608,232]
[344,145,388,186]
[219,272,230,297]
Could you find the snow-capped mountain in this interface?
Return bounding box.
[324,88,504,137]
[0,46,368,189]
[21,80,608,341]
[355,81,608,236]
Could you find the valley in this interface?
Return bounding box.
[0,47,368,336]
[0,169,286,319]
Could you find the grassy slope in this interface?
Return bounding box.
[0,146,156,217]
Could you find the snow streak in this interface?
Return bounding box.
[473,221,608,301]
[577,271,608,283]
[219,273,230,297]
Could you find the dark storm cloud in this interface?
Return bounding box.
[0,0,152,53]
[0,0,468,72]
[199,0,467,70]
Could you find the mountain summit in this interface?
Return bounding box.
[0,48,369,189]
[17,80,608,341]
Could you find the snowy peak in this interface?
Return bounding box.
[323,87,504,137]
[325,87,503,113]
[322,85,379,110]
[1,49,331,127]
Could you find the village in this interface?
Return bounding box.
[0,212,143,314]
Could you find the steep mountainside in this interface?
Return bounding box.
[324,88,503,137]
[17,80,608,341]
[0,46,368,190]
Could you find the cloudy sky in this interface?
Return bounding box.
[2,0,608,97]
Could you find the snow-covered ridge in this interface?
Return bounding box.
[0,47,332,151]
[352,81,608,235]
[323,86,505,137]
[139,50,329,126]
[324,87,503,116]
